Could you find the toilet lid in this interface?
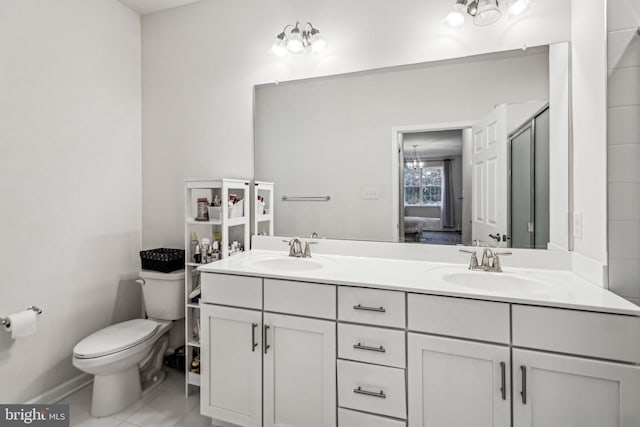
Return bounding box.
[73,319,159,359]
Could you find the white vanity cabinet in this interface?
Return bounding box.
[512,349,640,427]
[511,305,640,427]
[407,334,511,427]
[199,264,640,427]
[200,273,337,427]
[200,304,263,427]
[263,313,336,427]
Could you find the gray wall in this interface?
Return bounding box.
[607,0,640,305]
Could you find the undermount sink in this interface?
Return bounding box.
[244,256,328,272]
[429,266,552,295]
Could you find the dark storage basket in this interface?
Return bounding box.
[140,248,185,273]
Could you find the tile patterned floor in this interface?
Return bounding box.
[60,369,211,427]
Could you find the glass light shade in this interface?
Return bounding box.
[286,30,304,54]
[474,0,502,26]
[443,3,466,27]
[269,37,288,56]
[310,32,327,53]
[507,0,534,16]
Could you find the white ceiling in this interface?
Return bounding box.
[118,0,202,15]
[403,130,463,159]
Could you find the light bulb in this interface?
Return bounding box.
[286,28,304,54]
[310,30,327,53]
[268,34,288,56]
[443,2,467,28]
[507,0,534,16]
[474,0,501,26]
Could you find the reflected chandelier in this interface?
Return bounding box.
[269,22,327,56]
[443,0,535,28]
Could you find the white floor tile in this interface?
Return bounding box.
[110,383,166,422]
[125,389,198,427]
[174,406,212,427]
[62,370,208,427]
[162,368,187,393]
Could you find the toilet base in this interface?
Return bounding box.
[91,365,141,417]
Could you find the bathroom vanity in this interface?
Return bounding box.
[198,247,640,427]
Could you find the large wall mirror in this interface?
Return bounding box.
[254,43,570,250]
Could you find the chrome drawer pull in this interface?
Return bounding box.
[353,304,386,313]
[353,386,386,399]
[353,343,386,353]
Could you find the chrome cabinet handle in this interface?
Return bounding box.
[353,343,386,353]
[500,361,506,400]
[353,304,386,313]
[251,323,258,352]
[353,386,386,399]
[264,324,270,354]
[520,365,527,404]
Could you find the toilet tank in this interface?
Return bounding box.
[138,269,186,320]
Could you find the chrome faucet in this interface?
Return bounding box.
[284,238,317,258]
[460,248,512,272]
[285,238,304,257]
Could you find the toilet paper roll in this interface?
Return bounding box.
[4,310,37,339]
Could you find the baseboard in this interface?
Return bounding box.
[25,373,93,404]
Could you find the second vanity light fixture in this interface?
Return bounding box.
[443,0,535,28]
[269,22,327,56]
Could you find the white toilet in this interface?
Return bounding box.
[73,269,185,417]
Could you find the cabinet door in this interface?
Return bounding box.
[200,304,262,427]
[408,333,510,427]
[513,349,640,427]
[263,313,336,427]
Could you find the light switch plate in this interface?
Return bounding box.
[363,188,379,200]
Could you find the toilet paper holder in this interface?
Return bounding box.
[1,306,43,328]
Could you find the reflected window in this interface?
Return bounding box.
[404,166,443,206]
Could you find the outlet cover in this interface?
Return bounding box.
[573,212,582,240]
[363,188,379,200]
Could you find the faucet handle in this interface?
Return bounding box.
[492,252,511,272]
[459,249,479,270]
[303,241,318,258]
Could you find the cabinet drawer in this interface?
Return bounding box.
[337,360,406,419]
[408,294,510,344]
[264,279,336,319]
[338,408,406,427]
[338,323,405,368]
[338,287,405,328]
[201,274,262,309]
[513,305,640,363]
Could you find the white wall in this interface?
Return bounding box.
[0,0,142,402]
[607,0,640,304]
[570,0,609,285]
[141,0,571,248]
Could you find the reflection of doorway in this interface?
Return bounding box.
[399,129,470,245]
[509,107,550,249]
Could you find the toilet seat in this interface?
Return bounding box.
[74,319,159,359]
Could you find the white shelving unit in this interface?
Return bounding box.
[253,181,274,237]
[183,178,251,395]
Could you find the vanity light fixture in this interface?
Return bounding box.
[443,0,534,28]
[269,22,327,56]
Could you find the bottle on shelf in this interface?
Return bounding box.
[193,244,201,264]
[190,232,198,258]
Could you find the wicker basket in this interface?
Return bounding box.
[140,248,185,273]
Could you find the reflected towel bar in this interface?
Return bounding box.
[0,306,43,328]
[281,195,331,201]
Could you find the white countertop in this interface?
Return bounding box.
[199,250,640,316]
